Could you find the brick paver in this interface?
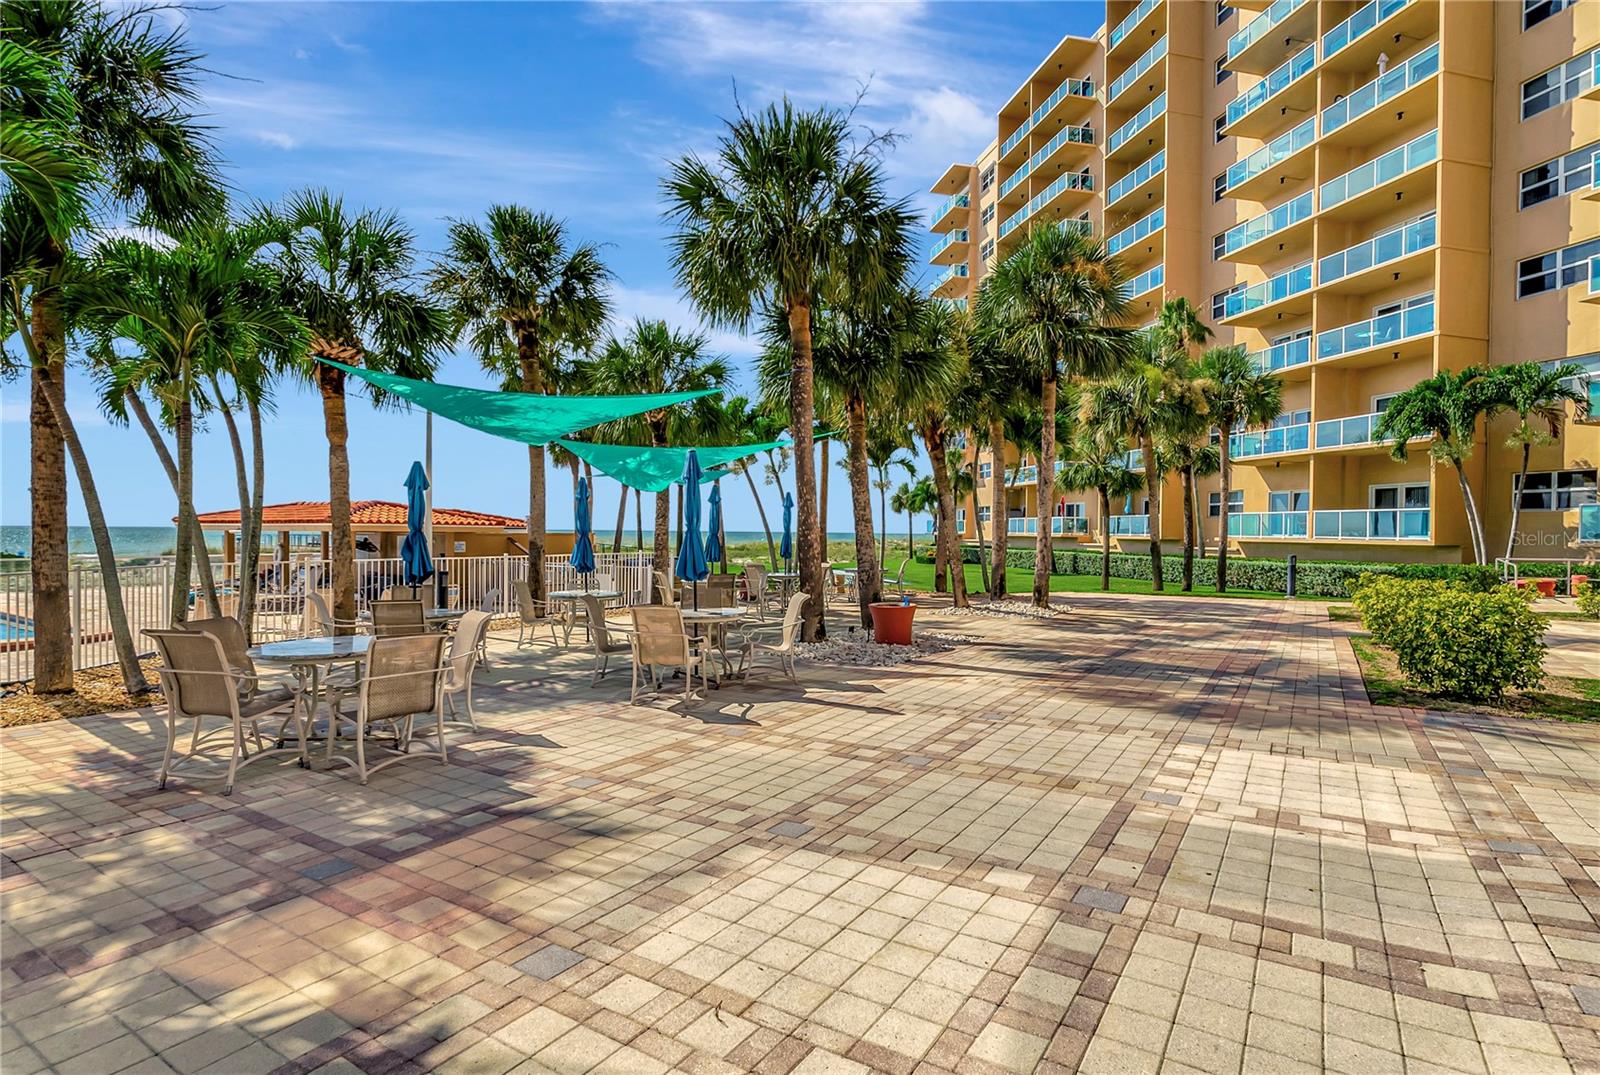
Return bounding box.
[3,594,1598,1074]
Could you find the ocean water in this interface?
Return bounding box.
[0,526,872,560]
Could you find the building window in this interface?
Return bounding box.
[1216,1,1234,25]
[1214,115,1227,143]
[978,462,992,480]
[1520,141,1598,208]
[979,238,995,261]
[1518,237,1600,297]
[1212,232,1227,261]
[1215,56,1229,85]
[1524,0,1576,29]
[980,202,995,225]
[1208,490,1245,518]
[979,164,995,192]
[1268,490,1309,513]
[1515,469,1599,510]
[1063,502,1086,519]
[1211,282,1245,320]
[1213,172,1227,202]
[1522,49,1597,119]
[977,506,992,523]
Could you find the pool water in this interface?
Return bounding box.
[0,616,35,641]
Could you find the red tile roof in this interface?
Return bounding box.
[189,500,526,529]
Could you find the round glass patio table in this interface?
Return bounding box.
[250,635,371,763]
[680,607,747,682]
[547,589,622,645]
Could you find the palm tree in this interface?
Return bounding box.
[865,425,915,571]
[720,398,781,567]
[1374,368,1503,564]
[1058,432,1146,591]
[1157,430,1220,592]
[428,204,610,609]
[4,1,222,692]
[586,319,729,582]
[951,315,1022,599]
[900,475,937,566]
[1196,345,1282,591]
[1490,362,1587,561]
[663,99,916,640]
[902,298,972,608]
[976,224,1134,607]
[1153,296,1213,358]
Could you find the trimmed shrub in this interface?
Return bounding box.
[1351,575,1454,650]
[1576,580,1600,620]
[1354,578,1547,700]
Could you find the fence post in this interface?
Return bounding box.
[70,563,83,670]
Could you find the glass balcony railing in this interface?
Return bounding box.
[1109,0,1160,50]
[929,229,969,259]
[1127,263,1165,297]
[933,192,968,224]
[1313,509,1430,540]
[1230,422,1310,458]
[1228,0,1308,61]
[1226,44,1315,127]
[1219,192,1313,258]
[1014,464,1038,484]
[1232,511,1309,538]
[1316,298,1434,361]
[1580,503,1600,544]
[1322,42,1440,134]
[1108,91,1167,155]
[998,171,1094,239]
[1108,207,1165,257]
[1107,149,1166,205]
[999,162,1031,198]
[1248,336,1312,374]
[938,263,970,286]
[1028,125,1095,174]
[1108,515,1150,536]
[1001,120,1033,158]
[1005,516,1089,536]
[1110,38,1167,103]
[1123,450,1145,470]
[1032,78,1095,128]
[1590,256,1600,296]
[1319,215,1435,284]
[1222,263,1312,319]
[1224,118,1315,193]
[1315,411,1392,449]
[1320,129,1438,210]
[1323,0,1412,60]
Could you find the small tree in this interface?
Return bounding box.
[1196,345,1282,592]
[1488,362,1587,562]
[1058,432,1145,591]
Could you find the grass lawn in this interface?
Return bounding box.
[847,559,1323,601]
[1349,634,1600,723]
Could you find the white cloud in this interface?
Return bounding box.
[605,284,761,370]
[252,129,298,150]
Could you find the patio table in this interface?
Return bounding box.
[680,607,747,682]
[250,635,371,764]
[548,589,623,645]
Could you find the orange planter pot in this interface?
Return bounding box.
[1571,575,1589,595]
[1534,578,1558,599]
[869,602,917,646]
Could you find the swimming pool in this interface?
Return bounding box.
[0,614,35,641]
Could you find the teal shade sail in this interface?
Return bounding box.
[316,358,719,446]
[556,438,787,493]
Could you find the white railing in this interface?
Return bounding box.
[1232,511,1309,538]
[1223,117,1316,193]
[1228,0,1308,61]
[1028,125,1095,174]
[1320,129,1438,210]
[1007,517,1088,536]
[1107,91,1167,155]
[1032,77,1095,126]
[1220,262,1312,319]
[1108,207,1165,257]
[1107,148,1166,206]
[1218,191,1313,259]
[933,192,969,224]
[1323,0,1412,60]
[1225,43,1315,127]
[1315,411,1391,449]
[1312,509,1431,540]
[1110,37,1167,103]
[1248,336,1312,374]
[1109,0,1160,50]
[1,560,177,685]
[1127,263,1165,298]
[1319,214,1435,284]
[1316,298,1434,361]
[1108,516,1150,536]
[1321,43,1439,134]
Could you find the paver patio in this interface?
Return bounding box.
[3,594,1598,1075]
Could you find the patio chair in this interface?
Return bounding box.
[145,628,304,795]
[654,568,677,605]
[371,599,427,638]
[304,591,363,636]
[741,563,772,620]
[818,562,833,607]
[704,575,736,609]
[333,633,450,785]
[441,610,491,731]
[513,579,563,646]
[183,615,281,702]
[472,587,501,665]
[582,593,630,685]
[890,559,911,598]
[735,592,808,683]
[629,605,709,705]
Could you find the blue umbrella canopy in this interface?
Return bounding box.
[704,482,724,565]
[570,476,596,580]
[779,491,794,563]
[674,450,710,586]
[400,461,434,588]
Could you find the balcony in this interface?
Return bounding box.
[1318,214,1436,293]
[1318,129,1438,221]
[1232,511,1309,539]
[1248,336,1312,377]
[931,193,969,231]
[1581,504,1600,544]
[1223,44,1316,140]
[1108,515,1149,536]
[1586,257,1600,303]
[998,163,1031,203]
[998,171,1093,240]
[1126,263,1164,300]
[1000,119,1033,163]
[929,229,970,266]
[1107,92,1167,161]
[1031,77,1096,130]
[1312,509,1431,541]
[1013,464,1039,485]
[1227,0,1314,75]
[1219,262,1313,325]
[1028,124,1095,176]
[1314,411,1393,452]
[1320,43,1440,148]
[1106,149,1166,212]
[1108,0,1164,59]
[932,263,969,299]
[1109,37,1167,109]
[1007,516,1088,536]
[1316,298,1434,365]
[1586,150,1600,202]
[1586,52,1600,102]
[1123,450,1145,471]
[1230,422,1311,460]
[1219,191,1313,263]
[1222,117,1315,202]
[1107,207,1165,259]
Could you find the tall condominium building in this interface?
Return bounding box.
[931,0,1599,565]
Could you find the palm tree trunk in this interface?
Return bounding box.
[989,419,1008,599]
[211,376,255,622]
[1192,470,1206,557]
[38,365,150,693]
[613,483,628,553]
[971,458,990,596]
[922,423,967,608]
[845,395,881,628]
[1455,464,1486,565]
[169,391,195,626]
[786,301,824,640]
[675,483,683,549]
[634,488,643,551]
[29,290,72,692]
[515,327,549,605]
[744,468,778,568]
[1217,438,1233,592]
[1033,375,1057,608]
[125,389,218,619]
[651,419,672,590]
[1180,464,1195,592]
[1505,442,1531,562]
[819,437,829,545]
[317,361,357,633]
[245,396,266,641]
[1143,433,1164,592]
[1100,488,1113,590]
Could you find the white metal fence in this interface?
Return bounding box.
[0,552,654,685]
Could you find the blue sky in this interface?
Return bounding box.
[0,0,1105,534]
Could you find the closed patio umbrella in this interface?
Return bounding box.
[571,476,596,590]
[675,450,709,609]
[400,461,433,598]
[780,491,794,575]
[705,482,724,572]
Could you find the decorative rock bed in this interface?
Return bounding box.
[934,599,1068,620]
[793,630,978,666]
